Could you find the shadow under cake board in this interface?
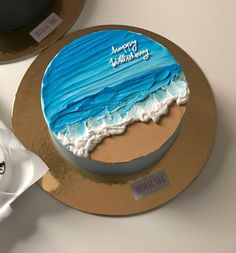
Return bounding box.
[0,0,85,64]
[12,25,216,216]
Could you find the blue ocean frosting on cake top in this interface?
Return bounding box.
[41,30,189,157]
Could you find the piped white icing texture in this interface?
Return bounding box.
[41,30,190,158]
[57,72,189,157]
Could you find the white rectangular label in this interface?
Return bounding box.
[130,171,170,200]
[29,13,63,43]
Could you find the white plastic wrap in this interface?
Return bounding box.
[0,120,48,222]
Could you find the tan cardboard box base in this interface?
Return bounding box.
[12,25,216,216]
[0,0,85,64]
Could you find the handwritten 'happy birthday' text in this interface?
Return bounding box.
[109,40,150,68]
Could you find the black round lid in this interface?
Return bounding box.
[0,0,53,32]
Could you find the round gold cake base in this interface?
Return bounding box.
[12,25,216,216]
[0,0,85,64]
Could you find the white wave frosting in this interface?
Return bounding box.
[57,72,190,158]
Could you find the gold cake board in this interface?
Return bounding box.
[0,0,85,64]
[12,25,216,216]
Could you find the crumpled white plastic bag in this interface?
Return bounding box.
[0,120,49,222]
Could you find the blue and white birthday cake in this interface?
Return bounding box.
[41,29,189,174]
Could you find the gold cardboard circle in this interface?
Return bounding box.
[12,25,216,216]
[0,0,85,64]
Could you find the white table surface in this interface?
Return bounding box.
[0,0,236,252]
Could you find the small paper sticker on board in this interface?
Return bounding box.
[130,171,170,200]
[29,13,63,43]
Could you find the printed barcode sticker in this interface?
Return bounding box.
[130,171,170,200]
[29,13,63,43]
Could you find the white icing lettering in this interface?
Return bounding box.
[111,40,137,54]
[109,49,150,68]
[109,40,150,68]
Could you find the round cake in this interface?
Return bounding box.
[41,29,189,175]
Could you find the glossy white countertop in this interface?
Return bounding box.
[0,0,236,252]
